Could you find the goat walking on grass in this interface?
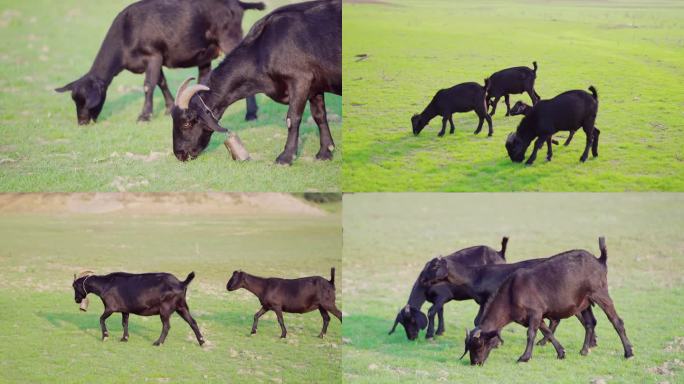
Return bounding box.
[227,268,341,338]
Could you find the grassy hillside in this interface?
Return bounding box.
[343,0,684,191]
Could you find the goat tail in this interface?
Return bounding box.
[532,61,538,72]
[500,236,509,260]
[588,86,598,100]
[239,1,266,10]
[330,267,336,287]
[183,271,196,286]
[598,237,607,265]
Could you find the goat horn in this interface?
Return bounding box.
[174,77,196,106]
[176,84,210,110]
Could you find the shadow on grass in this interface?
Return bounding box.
[39,310,172,343]
[344,314,469,365]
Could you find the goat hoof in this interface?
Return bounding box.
[625,351,634,359]
[517,357,530,363]
[580,349,589,356]
[199,339,205,346]
[164,107,172,115]
[536,339,547,346]
[557,351,566,359]
[275,153,294,166]
[120,337,128,342]
[315,150,333,161]
[137,115,151,123]
[437,132,445,137]
[318,334,325,339]
[245,113,258,121]
[153,341,162,346]
[280,335,287,339]
[435,331,444,336]
[102,336,108,341]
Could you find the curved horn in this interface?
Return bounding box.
[177,84,210,110]
[460,328,470,360]
[388,316,400,335]
[174,77,196,106]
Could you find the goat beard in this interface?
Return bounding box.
[79,297,89,312]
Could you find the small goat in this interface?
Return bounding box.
[411,81,493,137]
[226,268,341,338]
[486,61,540,116]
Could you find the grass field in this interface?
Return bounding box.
[342,0,684,191]
[0,194,342,383]
[342,193,684,383]
[0,0,341,192]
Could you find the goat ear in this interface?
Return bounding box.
[389,311,404,334]
[55,81,76,93]
[85,85,102,109]
[200,113,228,133]
[73,273,77,281]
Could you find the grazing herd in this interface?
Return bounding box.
[55,0,341,165]
[411,61,601,165]
[390,237,633,366]
[72,268,340,345]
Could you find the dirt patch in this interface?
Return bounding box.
[647,359,684,376]
[664,337,684,353]
[107,151,168,163]
[0,193,326,216]
[111,176,150,192]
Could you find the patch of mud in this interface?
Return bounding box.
[111,176,150,192]
[0,9,21,28]
[105,151,168,163]
[0,193,327,216]
[664,337,684,353]
[647,359,684,376]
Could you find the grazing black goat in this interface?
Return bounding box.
[510,100,578,146]
[226,268,341,338]
[171,0,341,163]
[411,81,493,137]
[388,237,507,341]
[55,0,264,125]
[72,271,204,346]
[506,86,600,165]
[421,251,598,350]
[486,61,540,116]
[462,237,633,365]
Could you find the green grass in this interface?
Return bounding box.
[0,200,342,383]
[342,193,684,383]
[342,0,684,191]
[0,0,340,192]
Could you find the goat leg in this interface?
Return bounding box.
[274,309,287,338]
[138,55,162,122]
[309,93,335,160]
[100,310,113,341]
[251,306,268,335]
[153,313,171,346]
[318,308,330,338]
[120,312,129,342]
[539,321,565,359]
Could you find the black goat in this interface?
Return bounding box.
[411,81,493,137]
[510,100,578,146]
[55,0,264,125]
[72,271,204,346]
[463,237,633,365]
[171,0,341,163]
[226,268,341,338]
[422,252,598,350]
[388,237,507,341]
[506,86,600,165]
[486,61,540,116]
